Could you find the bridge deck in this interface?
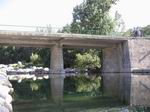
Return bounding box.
[0,30,128,48]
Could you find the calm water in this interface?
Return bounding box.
[11,74,150,112]
[13,96,126,112]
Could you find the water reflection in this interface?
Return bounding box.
[10,73,150,112]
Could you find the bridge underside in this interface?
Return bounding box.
[0,31,150,106]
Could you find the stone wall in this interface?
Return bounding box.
[130,74,150,106]
[128,39,150,106]
[128,39,150,70]
[0,70,13,112]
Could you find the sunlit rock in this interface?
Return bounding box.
[33,76,37,81]
[43,75,49,79]
[0,106,9,112]
[0,69,13,112]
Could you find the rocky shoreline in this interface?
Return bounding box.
[0,70,13,112]
[0,63,91,82]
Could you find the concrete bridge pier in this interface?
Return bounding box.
[102,43,132,104]
[50,44,65,104]
[102,39,150,106]
[102,45,123,97]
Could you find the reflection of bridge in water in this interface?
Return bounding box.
[0,30,150,106]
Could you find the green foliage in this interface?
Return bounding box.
[63,48,87,68]
[123,25,150,37]
[64,75,102,96]
[63,0,118,35]
[0,46,50,67]
[11,76,102,100]
[141,25,150,37]
[0,46,32,64]
[122,29,132,37]
[60,0,118,69]
[75,50,100,69]
[30,53,41,65]
[11,79,51,100]
[59,24,71,33]
[113,11,125,35]
[64,48,77,68]
[75,76,101,94]
[33,48,50,67]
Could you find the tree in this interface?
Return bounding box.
[75,50,101,69]
[0,46,33,64]
[141,25,150,37]
[69,0,118,35]
[123,25,150,37]
[113,11,125,36]
[122,29,132,37]
[61,0,118,69]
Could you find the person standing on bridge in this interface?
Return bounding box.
[132,27,142,38]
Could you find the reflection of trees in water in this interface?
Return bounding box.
[11,75,102,100]
[64,75,102,96]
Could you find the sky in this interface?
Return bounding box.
[111,0,150,30]
[0,0,83,31]
[0,0,150,31]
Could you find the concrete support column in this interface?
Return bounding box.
[50,44,64,73]
[102,45,122,98]
[102,39,150,106]
[50,44,65,104]
[102,43,132,104]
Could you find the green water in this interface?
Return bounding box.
[13,95,126,112]
[11,76,150,112]
[13,95,150,112]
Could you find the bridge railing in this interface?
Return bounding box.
[0,24,62,33]
[0,24,150,40]
[0,24,126,37]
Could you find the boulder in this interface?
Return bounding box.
[0,70,13,112]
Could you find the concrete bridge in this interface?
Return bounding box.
[0,31,150,106]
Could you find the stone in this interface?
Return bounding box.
[0,106,9,112]
[0,69,13,112]
[0,97,5,106]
